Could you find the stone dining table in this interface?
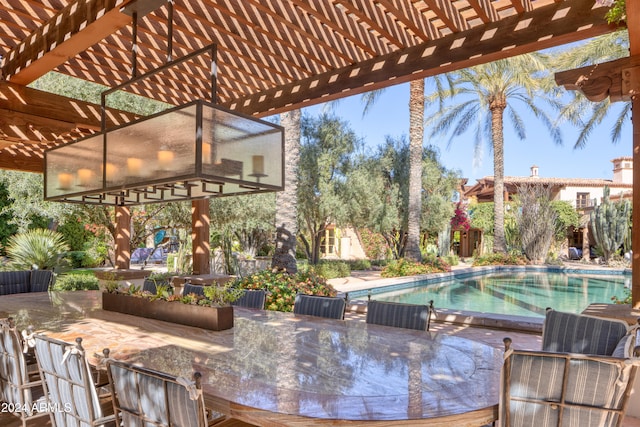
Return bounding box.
[0,291,502,426]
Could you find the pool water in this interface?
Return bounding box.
[371,272,629,318]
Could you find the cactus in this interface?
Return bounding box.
[590,186,630,263]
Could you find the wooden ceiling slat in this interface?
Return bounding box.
[338,0,408,49]
[424,0,469,34]
[225,0,611,117]
[252,0,357,65]
[175,1,307,82]
[3,0,131,85]
[467,0,500,23]
[296,0,389,56]
[379,0,437,42]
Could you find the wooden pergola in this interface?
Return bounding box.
[0,0,639,306]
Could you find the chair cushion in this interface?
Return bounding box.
[542,310,629,356]
[0,271,31,289]
[29,270,53,292]
[0,283,29,295]
[611,333,635,359]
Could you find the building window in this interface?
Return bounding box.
[576,192,590,208]
[320,228,336,256]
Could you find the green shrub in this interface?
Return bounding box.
[311,260,351,279]
[53,271,99,291]
[381,257,450,278]
[233,269,337,312]
[444,254,459,266]
[349,259,372,270]
[472,253,527,266]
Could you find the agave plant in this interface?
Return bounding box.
[5,228,69,270]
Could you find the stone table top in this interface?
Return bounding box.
[0,291,502,425]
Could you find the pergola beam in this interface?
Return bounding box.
[2,0,131,85]
[225,0,613,117]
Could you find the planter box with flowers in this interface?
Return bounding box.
[102,282,243,331]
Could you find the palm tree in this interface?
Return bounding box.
[554,30,630,148]
[358,78,451,261]
[430,53,562,254]
[272,109,301,273]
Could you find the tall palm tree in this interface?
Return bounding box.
[554,30,630,148]
[430,54,561,254]
[359,78,451,261]
[272,109,301,274]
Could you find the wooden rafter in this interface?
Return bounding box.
[3,0,131,85]
[226,0,613,117]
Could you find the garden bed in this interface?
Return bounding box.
[101,292,234,331]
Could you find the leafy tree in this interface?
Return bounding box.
[297,114,357,264]
[348,136,459,259]
[210,193,275,257]
[550,201,581,243]
[0,170,72,231]
[430,53,562,254]
[0,182,17,253]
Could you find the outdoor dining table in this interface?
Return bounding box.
[0,291,502,426]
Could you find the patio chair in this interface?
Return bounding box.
[499,309,640,427]
[232,289,266,309]
[541,308,630,356]
[106,359,209,427]
[33,334,115,427]
[500,338,639,427]
[0,318,48,427]
[293,294,346,320]
[366,300,435,331]
[183,282,205,296]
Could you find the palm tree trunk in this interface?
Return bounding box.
[272,109,301,273]
[490,98,507,254]
[405,79,424,262]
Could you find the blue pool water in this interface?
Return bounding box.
[369,272,629,318]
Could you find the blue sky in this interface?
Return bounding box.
[304,82,631,185]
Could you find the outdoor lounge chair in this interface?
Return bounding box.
[293,294,346,320]
[183,283,205,296]
[106,359,210,427]
[232,289,266,309]
[33,335,115,427]
[0,318,47,427]
[499,309,640,427]
[366,300,435,331]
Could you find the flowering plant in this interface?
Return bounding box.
[597,0,626,24]
[450,202,471,231]
[233,269,337,312]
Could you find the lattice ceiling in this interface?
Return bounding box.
[0,0,617,172]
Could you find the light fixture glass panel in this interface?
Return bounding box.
[201,105,283,189]
[45,134,103,199]
[106,104,197,188]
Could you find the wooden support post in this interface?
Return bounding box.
[114,206,131,270]
[191,199,210,275]
[629,0,640,309]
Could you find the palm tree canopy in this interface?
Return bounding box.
[553,30,630,148]
[428,53,562,151]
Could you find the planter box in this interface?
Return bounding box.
[102,292,234,331]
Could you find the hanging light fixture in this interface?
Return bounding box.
[43,2,283,206]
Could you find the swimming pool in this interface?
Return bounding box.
[366,272,629,318]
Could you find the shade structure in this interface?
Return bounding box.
[44,101,284,206]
